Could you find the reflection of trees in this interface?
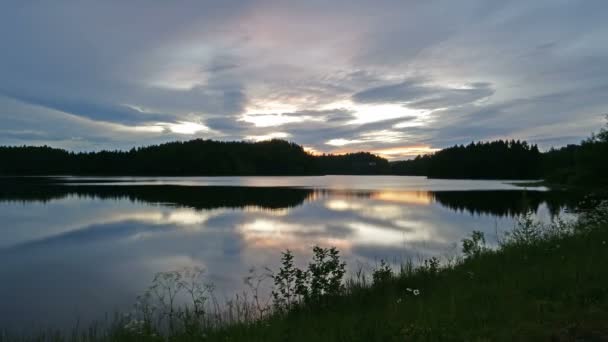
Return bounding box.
[429,190,580,217]
[0,178,313,210]
[314,189,579,217]
[0,178,581,216]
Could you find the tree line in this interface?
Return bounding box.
[0,139,390,176]
[391,140,542,179]
[391,117,608,185]
[540,135,608,186]
[1,118,605,184]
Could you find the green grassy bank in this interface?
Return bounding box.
[203,222,608,341]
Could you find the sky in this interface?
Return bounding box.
[1,0,607,159]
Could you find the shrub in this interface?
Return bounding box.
[271,250,308,311]
[372,259,393,285]
[308,246,346,300]
[462,230,488,258]
[272,246,346,309]
[421,256,441,275]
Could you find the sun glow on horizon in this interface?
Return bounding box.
[166,121,209,134]
[240,114,305,127]
[245,131,291,141]
[372,145,439,160]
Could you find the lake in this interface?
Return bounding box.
[0,176,579,332]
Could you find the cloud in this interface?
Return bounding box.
[0,0,607,152]
[352,80,494,109]
[0,89,175,125]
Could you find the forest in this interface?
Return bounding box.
[390,140,542,179]
[392,123,607,185]
[395,118,608,185]
[540,125,608,186]
[0,139,389,176]
[1,119,606,184]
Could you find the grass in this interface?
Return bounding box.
[4,205,608,341]
[201,223,608,341]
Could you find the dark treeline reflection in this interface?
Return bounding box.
[430,190,579,217]
[0,178,313,210]
[0,178,578,217]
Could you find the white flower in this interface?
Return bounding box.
[406,288,412,292]
[413,289,420,296]
[396,298,402,304]
[124,319,145,332]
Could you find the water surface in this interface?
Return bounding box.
[0,176,578,331]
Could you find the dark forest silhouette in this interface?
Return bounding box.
[1,117,606,183]
[0,139,389,176]
[391,140,541,179]
[540,121,608,185]
[392,117,608,185]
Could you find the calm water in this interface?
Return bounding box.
[0,176,579,331]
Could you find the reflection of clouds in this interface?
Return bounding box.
[346,221,427,246]
[240,194,443,254]
[111,208,221,227]
[238,218,345,251]
[0,199,228,247]
[325,197,419,221]
[325,199,360,211]
[362,203,411,220]
[242,206,291,216]
[0,183,572,331]
[371,190,432,205]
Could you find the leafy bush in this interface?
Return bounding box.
[506,212,544,245]
[372,259,393,285]
[271,250,308,311]
[577,200,608,230]
[272,246,346,309]
[421,256,441,275]
[461,230,488,258]
[307,246,346,300]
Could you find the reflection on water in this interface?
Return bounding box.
[371,191,432,205]
[0,176,580,331]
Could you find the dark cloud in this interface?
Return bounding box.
[282,109,357,122]
[352,80,494,109]
[0,89,175,125]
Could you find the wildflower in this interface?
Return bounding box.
[397,298,402,304]
[406,288,412,292]
[124,319,145,333]
[603,241,606,245]
[413,289,420,296]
